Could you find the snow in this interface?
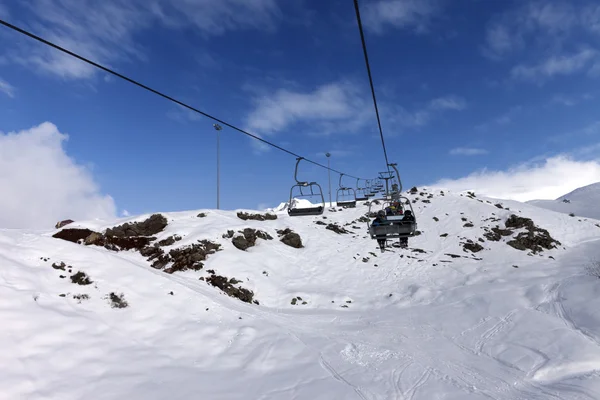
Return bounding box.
[2,187,600,399]
[527,181,600,220]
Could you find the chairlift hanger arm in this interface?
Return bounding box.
[388,163,402,193]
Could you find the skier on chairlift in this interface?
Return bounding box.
[399,209,415,248]
[372,210,388,252]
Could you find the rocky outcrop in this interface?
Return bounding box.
[52,228,96,244]
[232,228,273,251]
[105,214,168,237]
[326,223,350,234]
[277,228,303,248]
[55,219,74,229]
[236,212,277,221]
[206,274,256,304]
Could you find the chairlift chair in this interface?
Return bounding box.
[287,157,325,216]
[355,178,368,201]
[336,174,356,208]
[366,196,417,240]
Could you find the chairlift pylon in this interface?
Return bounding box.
[287,157,325,216]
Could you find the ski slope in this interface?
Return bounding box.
[2,187,600,399]
[528,182,600,220]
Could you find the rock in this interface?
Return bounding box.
[206,274,255,304]
[157,235,182,247]
[145,240,221,273]
[463,223,474,228]
[52,262,66,271]
[326,223,351,234]
[104,236,156,251]
[197,213,207,218]
[70,271,92,285]
[232,228,272,251]
[494,203,504,209]
[445,253,461,258]
[236,211,277,221]
[463,241,484,253]
[53,228,97,244]
[504,214,561,254]
[409,187,418,194]
[483,226,512,241]
[55,219,74,229]
[433,217,439,222]
[440,233,448,237]
[84,232,103,245]
[277,228,303,248]
[108,292,128,308]
[222,230,235,239]
[105,214,168,237]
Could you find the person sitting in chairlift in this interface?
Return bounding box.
[399,209,415,248]
[372,210,388,252]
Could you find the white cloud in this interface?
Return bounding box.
[0,122,116,229]
[155,0,281,35]
[3,0,281,79]
[483,1,579,60]
[484,23,520,59]
[363,0,441,34]
[429,95,466,111]
[511,48,597,83]
[244,81,372,137]
[431,155,600,202]
[0,78,15,98]
[121,210,131,217]
[551,93,594,106]
[449,147,488,156]
[244,81,466,145]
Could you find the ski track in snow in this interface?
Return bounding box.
[3,187,600,399]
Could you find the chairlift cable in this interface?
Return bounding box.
[352,0,391,174]
[0,18,365,180]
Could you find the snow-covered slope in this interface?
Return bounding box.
[528,181,600,220]
[2,187,600,399]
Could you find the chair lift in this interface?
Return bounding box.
[336,174,356,208]
[366,163,416,241]
[356,178,368,201]
[287,157,325,216]
[365,180,375,198]
[366,196,417,241]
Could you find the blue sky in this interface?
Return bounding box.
[2,0,600,227]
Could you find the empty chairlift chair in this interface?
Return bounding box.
[287,157,326,216]
[336,174,356,208]
[355,178,368,201]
